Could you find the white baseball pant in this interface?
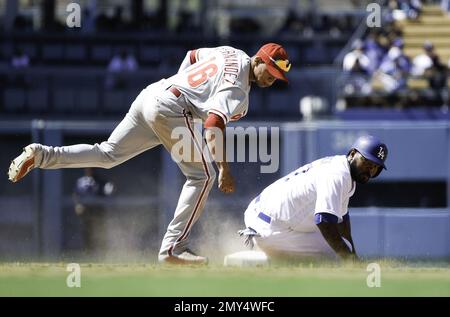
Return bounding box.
[243,198,337,259]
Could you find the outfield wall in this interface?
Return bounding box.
[0,120,449,260]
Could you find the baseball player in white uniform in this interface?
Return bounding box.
[8,43,291,265]
[239,135,388,261]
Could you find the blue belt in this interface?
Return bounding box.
[257,211,271,224]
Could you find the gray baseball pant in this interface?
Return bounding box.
[33,81,216,257]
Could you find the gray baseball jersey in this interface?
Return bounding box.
[32,46,252,258]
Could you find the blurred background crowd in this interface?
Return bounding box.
[340,0,450,110]
[1,0,448,121]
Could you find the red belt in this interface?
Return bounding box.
[168,86,181,98]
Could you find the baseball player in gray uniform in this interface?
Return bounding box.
[8,43,291,265]
[239,135,388,261]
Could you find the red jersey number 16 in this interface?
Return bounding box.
[187,57,218,88]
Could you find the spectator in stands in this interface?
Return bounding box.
[342,58,373,106]
[389,0,422,20]
[278,10,315,38]
[375,41,412,108]
[278,10,303,36]
[11,48,30,68]
[229,17,261,35]
[316,15,334,36]
[13,14,33,31]
[331,14,355,37]
[141,3,168,32]
[73,168,114,255]
[10,48,30,87]
[379,39,411,75]
[81,7,96,33]
[105,49,138,89]
[386,25,404,49]
[412,41,436,77]
[96,5,127,32]
[328,16,344,38]
[111,6,126,31]
[423,56,449,108]
[301,14,315,38]
[364,30,389,74]
[341,40,372,107]
[343,39,370,73]
[442,0,450,16]
[406,0,422,19]
[175,3,201,34]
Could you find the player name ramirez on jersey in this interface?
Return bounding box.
[169,46,251,124]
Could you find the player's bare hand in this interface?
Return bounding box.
[218,169,235,194]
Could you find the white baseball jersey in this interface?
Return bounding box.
[167,46,251,123]
[254,155,356,232]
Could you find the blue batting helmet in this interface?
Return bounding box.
[350,135,388,177]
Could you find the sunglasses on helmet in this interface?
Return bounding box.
[261,49,292,72]
[269,56,291,72]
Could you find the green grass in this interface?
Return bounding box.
[0,261,449,297]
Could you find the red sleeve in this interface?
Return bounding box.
[189,49,198,64]
[204,113,225,131]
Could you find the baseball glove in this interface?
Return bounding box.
[237,227,260,249]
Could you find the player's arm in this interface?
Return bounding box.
[204,114,235,194]
[315,213,356,260]
[314,172,358,260]
[337,213,357,255]
[177,49,200,74]
[204,88,247,194]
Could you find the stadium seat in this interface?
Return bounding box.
[303,44,327,64]
[65,44,87,62]
[77,89,98,113]
[53,89,76,113]
[103,90,127,113]
[42,44,64,62]
[0,42,13,60]
[267,89,300,115]
[139,45,162,66]
[126,90,139,105]
[26,89,48,113]
[21,43,37,60]
[92,45,112,64]
[162,46,187,67]
[3,88,26,112]
[248,90,264,116]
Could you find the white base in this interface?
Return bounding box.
[223,251,269,267]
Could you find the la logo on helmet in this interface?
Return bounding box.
[377,147,385,160]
